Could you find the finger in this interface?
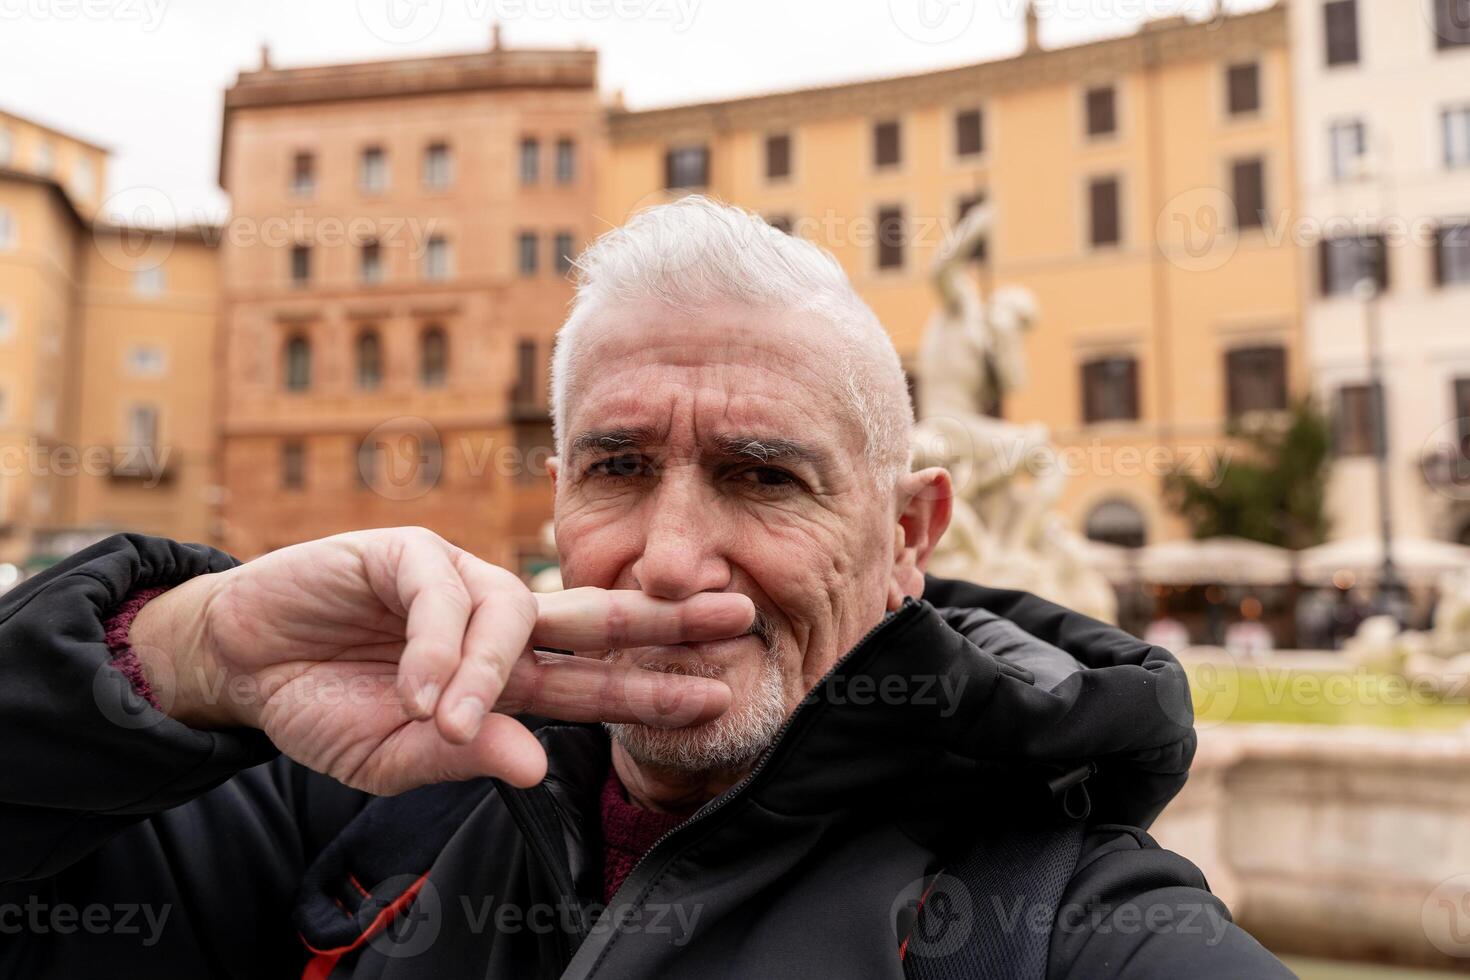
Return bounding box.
[373,714,548,793]
[436,555,537,744]
[533,588,756,651]
[494,652,733,727]
[391,530,475,719]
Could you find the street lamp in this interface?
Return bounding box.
[1353,268,1405,620]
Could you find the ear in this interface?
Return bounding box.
[887,466,953,610]
[547,456,560,491]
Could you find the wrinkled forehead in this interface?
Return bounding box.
[563,304,866,462]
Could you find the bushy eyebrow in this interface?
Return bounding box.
[567,428,835,478]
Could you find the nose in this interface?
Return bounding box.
[631,469,732,601]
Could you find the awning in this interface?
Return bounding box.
[1297,536,1470,586]
[1136,536,1294,587]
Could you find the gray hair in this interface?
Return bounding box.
[549,195,913,489]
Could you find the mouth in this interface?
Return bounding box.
[625,634,764,677]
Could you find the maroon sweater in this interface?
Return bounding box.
[105,592,684,904]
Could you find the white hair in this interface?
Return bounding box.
[549,195,913,488]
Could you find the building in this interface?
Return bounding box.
[599,6,1303,550]
[215,41,600,571]
[1288,0,1470,546]
[0,108,218,574]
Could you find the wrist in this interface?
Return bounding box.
[129,571,248,730]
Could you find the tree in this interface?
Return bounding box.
[1165,399,1332,549]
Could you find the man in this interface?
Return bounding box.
[0,197,1291,978]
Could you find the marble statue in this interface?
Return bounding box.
[911,202,1118,623]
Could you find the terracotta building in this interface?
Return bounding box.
[0,109,218,573]
[215,42,600,571]
[598,6,1304,550]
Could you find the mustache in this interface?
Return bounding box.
[601,598,780,669]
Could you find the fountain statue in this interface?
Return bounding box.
[911,202,1118,623]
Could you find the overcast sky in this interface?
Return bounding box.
[0,0,1267,222]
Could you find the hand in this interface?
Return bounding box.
[128,527,754,794]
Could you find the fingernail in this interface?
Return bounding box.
[410,681,440,718]
[450,696,486,739]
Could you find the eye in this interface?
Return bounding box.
[734,466,799,492]
[587,454,649,479]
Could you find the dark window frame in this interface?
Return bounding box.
[1225,345,1288,418]
[1088,175,1122,248]
[1085,85,1118,138]
[876,205,905,270]
[420,326,449,389]
[1335,382,1384,456]
[283,335,311,392]
[1081,356,1140,424]
[765,132,792,181]
[1231,157,1268,231]
[664,145,710,189]
[954,107,985,157]
[1225,62,1262,116]
[1324,0,1360,67]
[873,120,902,169]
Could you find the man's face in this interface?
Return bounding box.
[550,302,902,772]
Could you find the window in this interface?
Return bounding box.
[1088,176,1121,248]
[555,138,576,184]
[423,236,451,281]
[1085,499,1146,549]
[1081,357,1139,423]
[766,132,792,181]
[520,138,540,185]
[281,441,305,490]
[284,335,311,391]
[356,330,382,390]
[1330,120,1368,180]
[133,266,166,297]
[71,158,94,201]
[1085,86,1117,137]
[516,422,553,485]
[0,208,14,250]
[359,146,387,193]
[664,145,709,189]
[292,152,315,196]
[126,404,159,450]
[876,205,905,270]
[1434,0,1470,49]
[1335,383,1382,456]
[1225,346,1288,417]
[36,141,54,176]
[766,214,794,235]
[420,326,448,388]
[356,439,378,490]
[955,108,984,157]
[1434,222,1470,286]
[360,240,382,284]
[553,232,574,276]
[126,345,166,377]
[1231,157,1267,230]
[1324,0,1359,66]
[512,338,537,406]
[1319,234,1388,296]
[1444,107,1470,169]
[518,232,539,276]
[290,245,311,287]
[1226,62,1261,116]
[423,142,452,191]
[956,193,989,263]
[873,120,901,169]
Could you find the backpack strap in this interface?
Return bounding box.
[900,820,1087,980]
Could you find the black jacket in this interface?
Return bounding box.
[0,533,1292,979]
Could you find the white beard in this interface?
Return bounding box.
[603,649,789,773]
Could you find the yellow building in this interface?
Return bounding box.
[0,109,218,572]
[599,6,1303,549]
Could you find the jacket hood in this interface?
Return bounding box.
[740,575,1197,832]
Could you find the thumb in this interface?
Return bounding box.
[416,713,549,789]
